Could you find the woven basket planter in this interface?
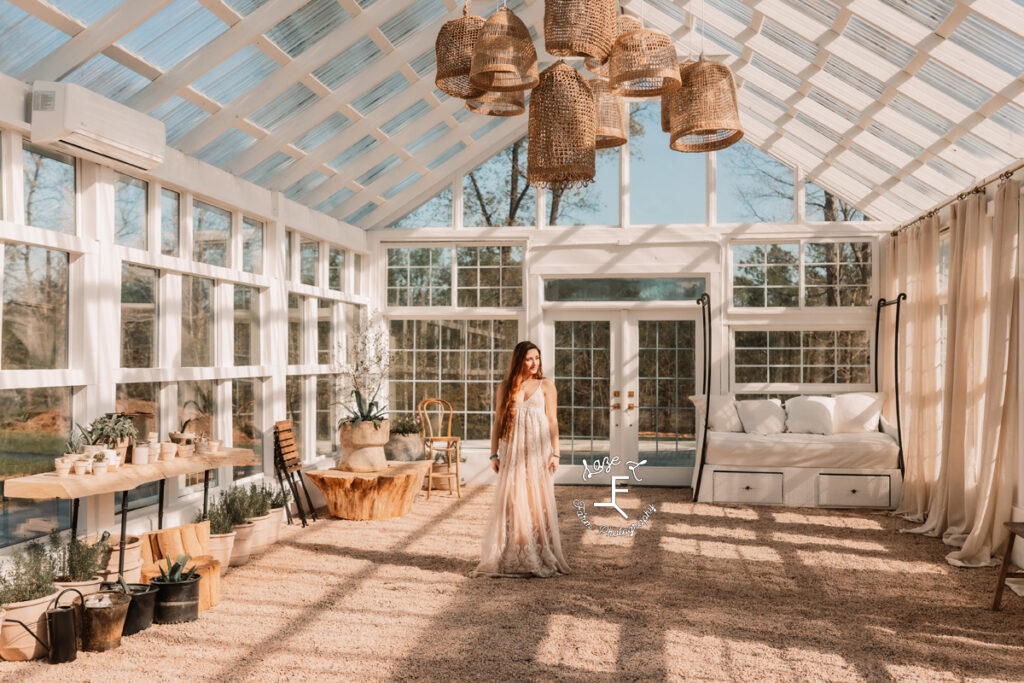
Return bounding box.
[544,0,616,61]
[591,77,627,149]
[662,59,695,133]
[608,27,681,97]
[469,6,538,92]
[467,87,525,117]
[586,15,642,77]
[527,61,596,190]
[669,59,744,153]
[435,2,486,99]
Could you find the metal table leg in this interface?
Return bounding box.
[118,488,129,580]
[71,498,80,538]
[157,479,166,530]
[202,469,211,520]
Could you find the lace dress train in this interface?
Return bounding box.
[469,386,571,578]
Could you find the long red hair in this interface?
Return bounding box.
[497,341,543,440]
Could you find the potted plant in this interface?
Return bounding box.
[220,488,256,567]
[92,451,109,476]
[384,414,424,461]
[50,530,110,598]
[244,484,273,553]
[81,415,137,462]
[268,486,291,544]
[92,533,144,584]
[334,309,392,472]
[101,577,158,637]
[149,555,200,624]
[0,540,61,660]
[193,506,235,577]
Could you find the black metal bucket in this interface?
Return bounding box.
[81,592,131,652]
[151,577,200,624]
[101,582,158,636]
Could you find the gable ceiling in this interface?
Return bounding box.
[2,0,1023,228]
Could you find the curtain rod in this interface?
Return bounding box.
[890,159,1024,237]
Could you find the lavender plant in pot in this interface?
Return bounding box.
[0,541,60,660]
[192,506,234,577]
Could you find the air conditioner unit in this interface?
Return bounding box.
[30,81,165,171]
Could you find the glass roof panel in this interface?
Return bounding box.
[192,45,278,105]
[265,0,350,58]
[889,94,954,135]
[315,187,355,213]
[351,73,409,115]
[878,0,955,30]
[117,0,228,72]
[62,53,150,103]
[356,155,402,186]
[223,0,270,16]
[410,49,436,77]
[312,36,384,90]
[406,122,451,154]
[51,0,121,24]
[903,175,947,202]
[648,0,688,25]
[848,143,900,176]
[843,16,915,68]
[452,107,474,122]
[866,121,925,158]
[380,0,448,47]
[700,22,743,56]
[949,12,1024,76]
[991,102,1024,136]
[952,132,1015,166]
[822,55,885,98]
[284,171,328,200]
[779,0,839,26]
[707,0,753,25]
[0,3,71,77]
[380,100,432,136]
[742,84,790,115]
[471,117,505,140]
[383,172,422,200]
[807,88,861,123]
[344,201,378,223]
[293,112,351,153]
[242,151,296,185]
[761,18,819,62]
[926,156,973,186]
[249,82,320,131]
[915,58,993,109]
[795,113,843,144]
[428,141,466,170]
[194,127,258,168]
[750,55,802,91]
[329,135,379,170]
[151,95,212,143]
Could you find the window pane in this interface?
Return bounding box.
[299,237,319,286]
[544,277,705,302]
[285,229,293,281]
[121,263,158,368]
[318,299,332,364]
[456,246,524,307]
[391,187,453,228]
[0,387,71,547]
[232,378,263,480]
[804,242,872,307]
[181,275,214,367]
[23,143,75,234]
[161,188,180,256]
[234,285,259,366]
[288,293,304,364]
[629,103,705,225]
[733,329,871,386]
[806,181,870,221]
[193,200,231,267]
[114,173,148,249]
[242,217,263,274]
[546,148,619,226]
[386,247,451,306]
[180,380,217,487]
[353,253,362,295]
[717,141,794,223]
[2,244,69,369]
[286,375,303,460]
[731,243,799,308]
[316,375,337,456]
[115,383,160,511]
[463,138,535,227]
[328,247,344,291]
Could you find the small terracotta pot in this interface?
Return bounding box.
[207,532,236,576]
[73,461,90,475]
[55,461,72,477]
[92,462,108,476]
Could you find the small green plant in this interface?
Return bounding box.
[155,554,199,583]
[218,487,250,527]
[193,506,234,535]
[0,540,57,605]
[48,530,111,582]
[389,414,421,436]
[63,431,83,455]
[338,388,388,430]
[245,483,272,518]
[76,421,100,446]
[79,415,138,448]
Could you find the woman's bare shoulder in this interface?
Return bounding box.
[542,377,556,390]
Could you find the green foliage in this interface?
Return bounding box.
[155,554,199,583]
[0,540,57,605]
[63,430,83,455]
[0,453,58,477]
[194,505,234,535]
[218,487,250,527]
[48,529,111,582]
[339,388,387,430]
[0,430,66,457]
[270,485,291,509]
[78,415,137,447]
[245,483,273,518]
[389,414,421,436]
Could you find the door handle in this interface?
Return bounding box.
[611,403,621,410]
[626,403,635,411]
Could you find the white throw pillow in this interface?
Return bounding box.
[689,394,743,432]
[784,395,835,435]
[735,399,786,435]
[833,392,885,433]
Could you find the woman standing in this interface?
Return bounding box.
[469,341,571,578]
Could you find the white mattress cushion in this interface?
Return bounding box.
[735,399,786,435]
[689,394,743,432]
[705,431,900,469]
[833,392,885,433]
[784,395,835,435]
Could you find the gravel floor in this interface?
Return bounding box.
[1,485,1022,682]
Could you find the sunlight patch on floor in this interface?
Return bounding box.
[665,522,758,540]
[661,536,783,562]
[885,664,961,681]
[797,549,946,574]
[686,505,760,520]
[771,511,884,530]
[535,615,621,672]
[771,531,889,552]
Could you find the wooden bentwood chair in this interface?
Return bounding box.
[417,398,462,500]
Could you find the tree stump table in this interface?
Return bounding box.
[306,461,430,520]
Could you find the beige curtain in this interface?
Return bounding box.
[883,215,941,522]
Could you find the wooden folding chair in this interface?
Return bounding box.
[274,420,318,527]
[417,398,462,500]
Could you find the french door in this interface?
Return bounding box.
[545,309,701,486]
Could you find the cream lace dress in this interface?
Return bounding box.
[469,384,571,578]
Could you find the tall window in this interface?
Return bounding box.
[806,181,870,221]
[161,188,180,256]
[114,173,148,249]
[22,143,75,234]
[286,375,303,460]
[456,246,523,307]
[386,247,452,306]
[242,217,263,274]
[285,229,293,281]
[732,243,799,307]
[804,242,871,306]
[328,247,344,291]
[717,141,794,223]
[288,294,304,364]
[317,299,332,364]
[232,378,263,480]
[193,200,231,267]
[300,237,319,286]
[234,285,259,366]
[181,275,214,367]
[629,103,706,225]
[115,383,160,511]
[391,187,453,228]
[316,376,337,457]
[180,380,217,487]
[463,138,535,227]
[733,330,871,386]
[2,244,69,369]
[545,148,619,226]
[121,263,158,368]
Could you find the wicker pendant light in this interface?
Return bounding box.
[608,25,680,97]
[669,57,743,152]
[435,1,486,99]
[590,77,627,149]
[545,0,616,62]
[586,15,642,77]
[528,61,596,189]
[466,88,525,116]
[662,59,695,133]
[469,6,538,92]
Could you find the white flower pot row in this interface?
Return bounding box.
[206,507,286,577]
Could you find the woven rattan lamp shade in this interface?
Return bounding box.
[435,2,486,99]
[669,59,743,152]
[662,59,695,132]
[586,15,642,77]
[528,61,596,189]
[608,27,680,97]
[469,7,538,92]
[591,78,627,149]
[544,0,616,62]
[466,88,525,116]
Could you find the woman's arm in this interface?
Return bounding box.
[543,378,560,462]
[490,381,506,456]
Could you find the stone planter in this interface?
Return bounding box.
[385,433,424,461]
[229,521,256,567]
[245,513,271,553]
[338,419,390,472]
[207,531,236,576]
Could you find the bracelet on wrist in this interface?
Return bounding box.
[489,453,499,460]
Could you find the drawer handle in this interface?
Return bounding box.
[851,489,858,494]
[744,485,752,490]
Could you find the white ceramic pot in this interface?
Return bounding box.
[73,461,89,475]
[268,507,284,544]
[82,445,103,456]
[55,461,72,477]
[245,514,271,553]
[160,442,177,460]
[92,461,108,476]
[207,532,236,576]
[132,445,149,465]
[208,439,222,454]
[229,522,256,567]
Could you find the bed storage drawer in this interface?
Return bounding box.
[817,474,891,508]
[713,471,783,504]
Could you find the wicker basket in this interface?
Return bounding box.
[467,88,525,116]
[591,77,627,149]
[469,6,538,92]
[669,58,744,153]
[662,59,695,133]
[527,61,596,189]
[586,15,643,77]
[545,0,616,61]
[435,2,486,99]
[608,27,681,97]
